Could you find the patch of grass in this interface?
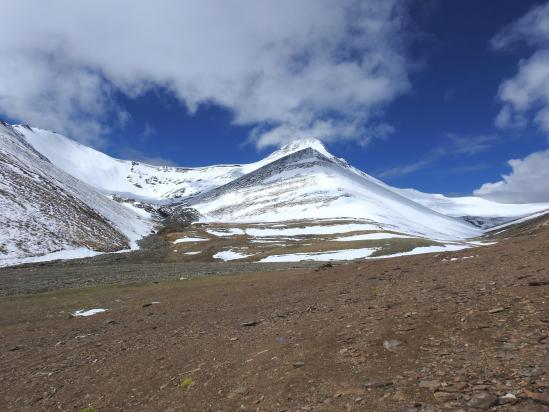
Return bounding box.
[80,407,96,412]
[179,377,194,391]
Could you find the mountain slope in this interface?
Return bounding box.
[180,147,481,240]
[0,123,153,266]
[394,187,549,224]
[7,123,549,265]
[17,125,549,224]
[13,127,332,201]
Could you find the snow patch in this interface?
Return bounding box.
[377,244,471,259]
[72,308,108,317]
[173,237,207,244]
[260,247,377,262]
[213,250,254,261]
[245,223,379,237]
[0,248,102,268]
[333,232,414,241]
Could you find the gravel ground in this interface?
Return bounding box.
[0,260,321,296]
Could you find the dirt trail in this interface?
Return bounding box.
[0,218,548,411]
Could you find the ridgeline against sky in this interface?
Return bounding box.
[0,0,548,201]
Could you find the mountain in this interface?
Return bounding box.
[15,125,549,222]
[0,123,153,266]
[3,122,549,265]
[179,146,480,240]
[12,127,331,201]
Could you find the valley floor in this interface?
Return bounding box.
[0,218,548,411]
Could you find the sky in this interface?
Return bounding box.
[1,0,549,202]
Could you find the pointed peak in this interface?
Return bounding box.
[274,138,333,159]
[279,138,326,152]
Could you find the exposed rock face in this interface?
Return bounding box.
[0,123,151,264]
[157,207,202,234]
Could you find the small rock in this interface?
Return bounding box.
[499,393,518,405]
[419,380,440,391]
[334,387,365,397]
[468,392,498,409]
[383,339,402,351]
[433,391,457,402]
[241,320,260,327]
[453,382,468,390]
[315,263,333,271]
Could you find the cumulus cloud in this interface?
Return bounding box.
[492,2,549,134]
[474,149,549,203]
[0,0,410,148]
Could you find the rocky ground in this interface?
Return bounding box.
[0,216,548,411]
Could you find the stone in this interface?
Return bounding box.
[433,391,457,402]
[365,381,393,389]
[419,380,441,391]
[499,393,518,405]
[240,320,260,327]
[467,392,498,409]
[383,339,402,351]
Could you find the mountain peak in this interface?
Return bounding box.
[279,138,326,152]
[268,138,333,161]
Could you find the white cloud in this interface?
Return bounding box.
[491,2,549,50]
[474,149,549,203]
[0,0,410,148]
[492,2,549,134]
[481,3,549,203]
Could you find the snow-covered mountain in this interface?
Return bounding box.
[0,123,153,266]
[12,127,331,201]
[3,122,549,265]
[179,147,480,240]
[15,125,549,221]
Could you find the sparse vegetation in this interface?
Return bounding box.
[179,377,193,391]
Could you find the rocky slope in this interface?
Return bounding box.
[1,213,547,411]
[0,122,153,266]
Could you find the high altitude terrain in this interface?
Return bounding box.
[1,123,548,411]
[1,122,549,267]
[1,207,548,411]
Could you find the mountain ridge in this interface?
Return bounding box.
[2,121,549,265]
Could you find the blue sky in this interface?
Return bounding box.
[1,0,549,201]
